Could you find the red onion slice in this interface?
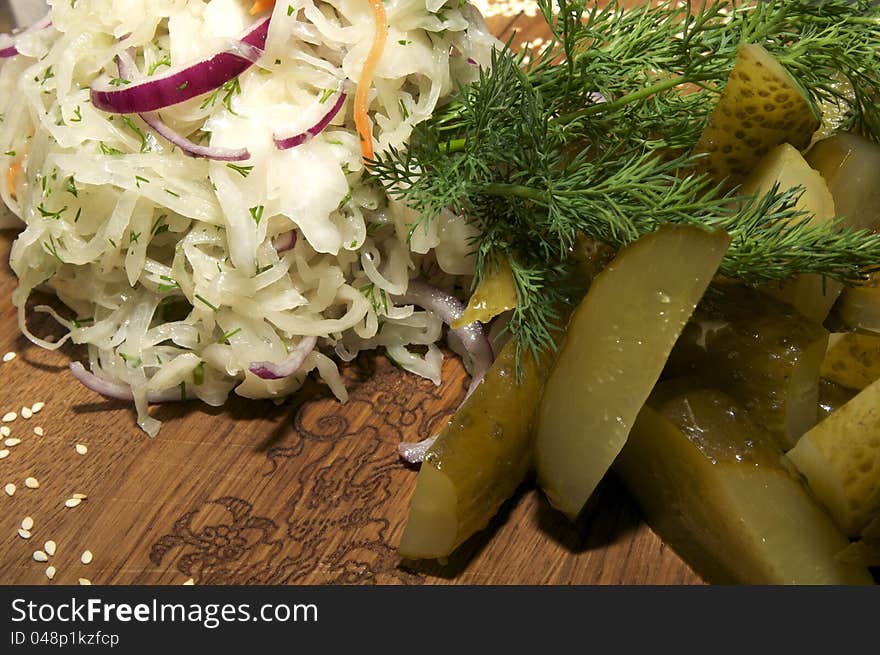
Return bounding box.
[392,278,494,399]
[249,335,317,380]
[114,51,250,161]
[0,13,52,58]
[272,229,297,254]
[273,90,347,150]
[90,17,270,114]
[70,362,189,403]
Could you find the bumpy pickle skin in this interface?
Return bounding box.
[398,339,551,560]
[535,224,730,520]
[667,283,828,450]
[740,143,839,323]
[787,376,880,537]
[821,332,880,391]
[615,384,873,585]
[693,43,820,189]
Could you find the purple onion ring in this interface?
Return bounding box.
[273,89,347,150]
[90,17,270,114]
[0,13,52,58]
[248,335,317,380]
[70,361,189,403]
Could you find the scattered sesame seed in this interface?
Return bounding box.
[0,450,8,459]
[31,402,45,414]
[24,477,39,489]
[2,352,15,363]
[64,498,82,508]
[183,578,195,585]
[18,528,31,539]
[20,407,32,419]
[4,438,21,447]
[72,493,87,500]
[4,483,15,496]
[0,426,10,437]
[33,550,48,562]
[78,578,91,585]
[45,566,56,580]
[21,516,33,530]
[75,444,88,456]
[80,550,93,565]
[2,412,17,422]
[33,426,44,436]
[44,540,56,556]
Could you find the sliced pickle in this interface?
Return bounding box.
[452,257,518,328]
[837,273,880,333]
[806,132,880,232]
[535,224,730,520]
[667,283,828,449]
[398,338,550,560]
[821,332,880,391]
[787,377,880,536]
[694,44,820,188]
[615,383,873,585]
[740,143,839,322]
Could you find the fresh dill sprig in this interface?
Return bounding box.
[370,0,880,366]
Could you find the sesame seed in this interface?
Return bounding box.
[18,528,31,539]
[2,412,17,422]
[24,477,39,489]
[2,352,15,363]
[31,402,45,413]
[4,438,21,447]
[72,493,87,500]
[78,578,91,585]
[183,578,195,585]
[4,483,15,496]
[33,426,44,436]
[21,516,33,530]
[0,426,10,437]
[75,444,88,455]
[20,407,32,419]
[44,540,56,556]
[33,550,48,562]
[64,498,81,508]
[45,566,56,580]
[80,550,93,565]
[0,450,8,459]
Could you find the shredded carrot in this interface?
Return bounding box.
[354,0,388,162]
[249,0,275,15]
[6,160,20,199]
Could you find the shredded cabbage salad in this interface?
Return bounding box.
[0,0,496,435]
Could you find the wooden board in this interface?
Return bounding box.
[0,3,702,586]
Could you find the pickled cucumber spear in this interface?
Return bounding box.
[693,44,819,188]
[535,224,730,520]
[398,334,552,560]
[667,283,829,449]
[787,376,880,536]
[615,383,873,585]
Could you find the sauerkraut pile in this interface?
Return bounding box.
[0,0,496,434]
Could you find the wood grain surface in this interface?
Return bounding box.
[0,2,702,586]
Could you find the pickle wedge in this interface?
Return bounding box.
[787,376,880,536]
[451,257,517,329]
[806,132,880,232]
[535,224,730,520]
[821,332,880,391]
[667,283,829,449]
[398,339,552,559]
[837,274,880,333]
[741,143,839,322]
[694,44,820,188]
[615,383,873,585]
